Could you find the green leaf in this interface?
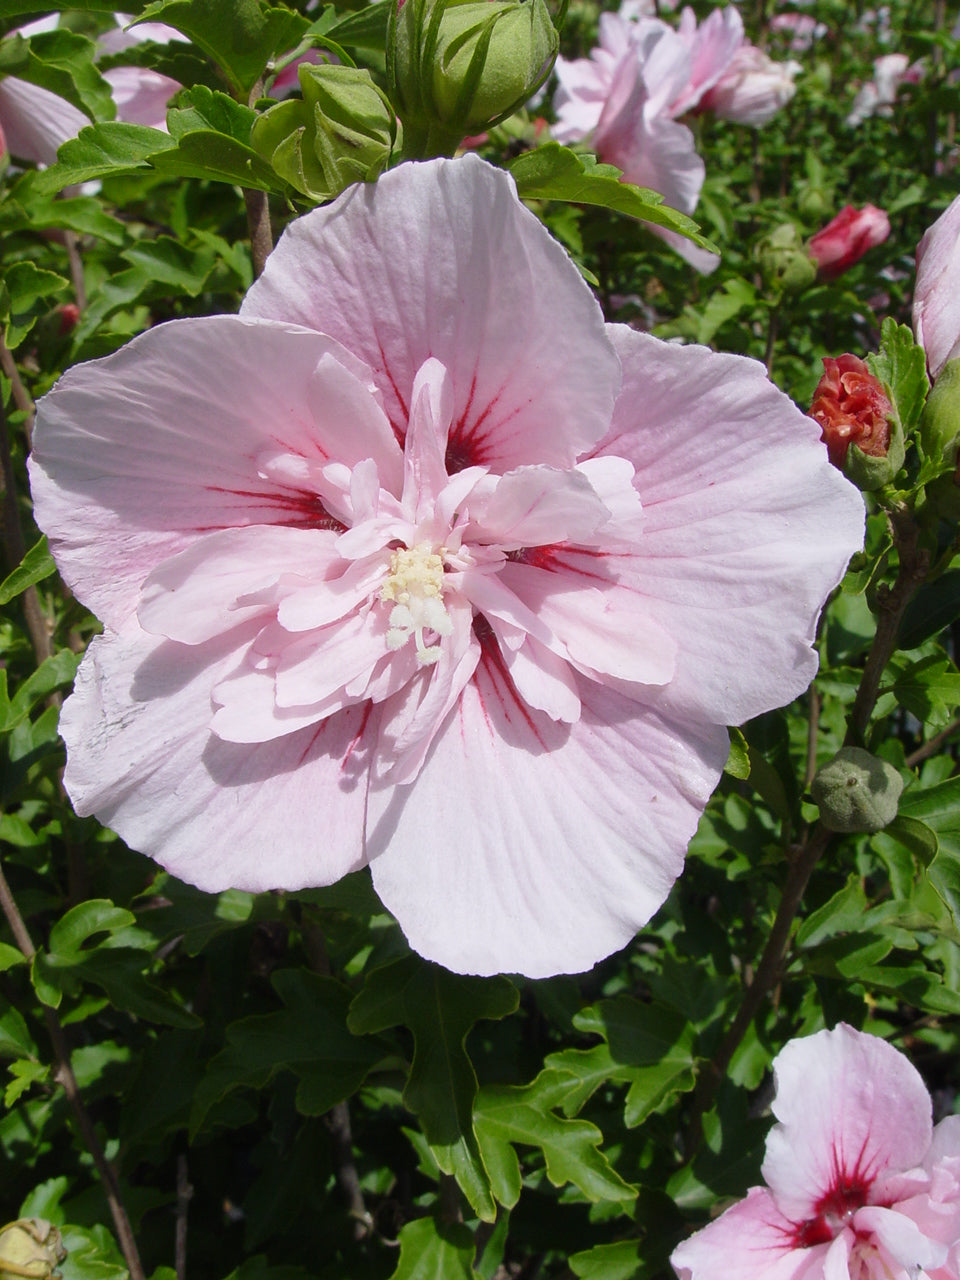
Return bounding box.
[120,236,216,294]
[882,814,940,865]
[0,537,55,606]
[27,122,177,194]
[47,900,136,960]
[349,956,518,1222]
[0,262,69,347]
[0,188,126,243]
[4,649,81,729]
[146,129,282,191]
[890,654,960,731]
[0,29,114,121]
[867,317,929,437]
[508,144,716,250]
[562,996,697,1127]
[0,1004,36,1060]
[191,968,387,1135]
[569,1241,641,1280]
[389,1217,478,1280]
[724,727,750,780]
[5,1058,49,1107]
[693,277,756,346]
[898,570,960,651]
[474,1068,637,1210]
[134,0,308,95]
[0,941,25,973]
[166,84,256,142]
[321,1,391,52]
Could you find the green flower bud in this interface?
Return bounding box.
[920,357,960,462]
[756,223,817,295]
[251,64,397,202]
[392,0,558,153]
[797,184,831,224]
[0,1219,66,1280]
[811,747,904,834]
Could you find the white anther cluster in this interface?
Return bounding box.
[381,543,453,665]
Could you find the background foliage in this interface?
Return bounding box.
[2,0,960,1277]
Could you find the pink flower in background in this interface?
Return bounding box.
[671,1024,960,1280]
[553,4,796,271]
[846,52,922,127]
[913,194,960,381]
[0,18,89,168]
[29,157,863,977]
[808,204,890,279]
[700,43,801,125]
[769,12,825,52]
[98,16,187,131]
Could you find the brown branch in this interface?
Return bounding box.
[0,334,36,447]
[63,232,88,312]
[905,716,960,770]
[243,78,273,278]
[0,859,146,1280]
[688,824,833,1143]
[0,363,52,667]
[175,1152,192,1280]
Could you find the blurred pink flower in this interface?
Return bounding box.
[98,15,187,131]
[769,12,825,52]
[671,1024,960,1280]
[29,157,863,976]
[0,17,89,167]
[847,52,922,127]
[808,204,890,279]
[913,194,960,381]
[553,5,795,270]
[700,43,801,125]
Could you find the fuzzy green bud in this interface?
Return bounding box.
[811,747,904,834]
[251,64,397,202]
[756,223,817,295]
[392,0,558,153]
[920,357,960,462]
[0,1219,66,1280]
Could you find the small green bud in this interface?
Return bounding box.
[797,184,832,223]
[844,424,905,491]
[811,747,904,834]
[0,1219,66,1280]
[920,357,960,462]
[756,223,817,295]
[251,64,397,202]
[392,0,558,152]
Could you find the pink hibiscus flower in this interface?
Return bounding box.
[671,1024,960,1280]
[29,157,863,977]
[913,194,960,382]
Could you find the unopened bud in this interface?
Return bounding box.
[809,354,904,490]
[920,357,960,462]
[251,64,396,201]
[811,747,904,834]
[0,1219,66,1279]
[756,223,816,294]
[392,0,558,151]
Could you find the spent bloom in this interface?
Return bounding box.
[808,205,891,279]
[671,1024,960,1280]
[846,52,922,127]
[699,43,801,126]
[30,157,863,977]
[913,194,960,382]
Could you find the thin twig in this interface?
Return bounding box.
[905,716,960,770]
[300,914,373,1239]
[63,232,88,312]
[804,685,821,790]
[0,334,36,447]
[0,859,146,1280]
[175,1152,192,1280]
[0,373,52,666]
[243,77,273,278]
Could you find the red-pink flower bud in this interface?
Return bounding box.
[808,205,890,279]
[57,303,80,336]
[809,354,892,468]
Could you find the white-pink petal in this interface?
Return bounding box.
[241,156,622,471]
[593,327,864,727]
[913,194,960,381]
[762,1025,933,1223]
[670,1187,829,1280]
[61,627,374,891]
[367,663,727,976]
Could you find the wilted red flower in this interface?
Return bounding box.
[808,205,890,279]
[810,354,893,468]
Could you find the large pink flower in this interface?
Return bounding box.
[29,157,863,977]
[671,1024,960,1280]
[913,194,960,382]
